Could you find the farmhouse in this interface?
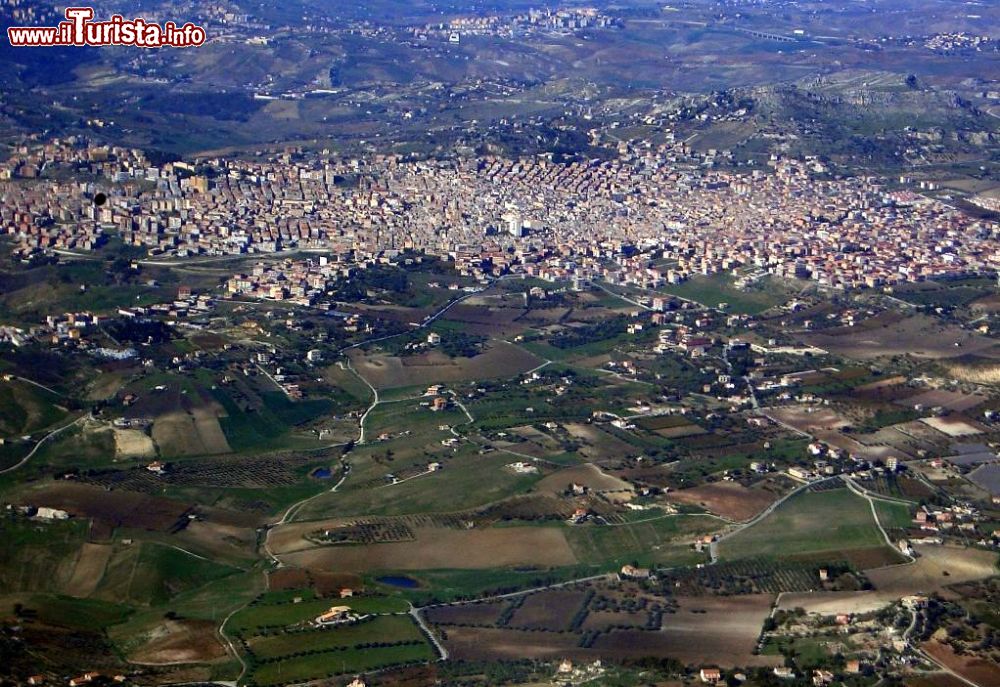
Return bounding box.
[620,564,652,580]
[315,605,356,625]
[699,667,722,683]
[36,507,70,520]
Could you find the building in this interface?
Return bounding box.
[36,507,69,520]
[620,564,652,579]
[699,667,722,683]
[315,605,355,625]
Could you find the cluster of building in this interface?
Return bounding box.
[923,32,996,52]
[3,139,998,292]
[418,7,620,42]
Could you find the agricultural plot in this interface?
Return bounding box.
[652,273,792,315]
[347,341,541,390]
[91,543,241,607]
[245,615,424,660]
[432,583,779,668]
[865,545,998,595]
[0,518,89,594]
[13,482,193,532]
[718,488,903,566]
[277,525,578,572]
[805,313,1000,361]
[227,592,431,686]
[564,515,721,567]
[0,379,68,438]
[250,643,435,686]
[666,482,781,522]
[126,618,228,665]
[660,558,838,596]
[596,595,781,668]
[290,451,542,520]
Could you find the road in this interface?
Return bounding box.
[418,573,615,609]
[593,281,651,311]
[0,413,90,475]
[903,606,987,687]
[842,476,915,563]
[410,605,449,660]
[218,606,248,685]
[7,374,65,397]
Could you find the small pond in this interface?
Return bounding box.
[376,575,420,589]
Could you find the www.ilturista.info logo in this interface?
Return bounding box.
[7,7,206,47]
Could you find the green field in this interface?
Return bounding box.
[249,642,434,686]
[873,499,914,530]
[652,274,793,315]
[719,488,894,561]
[294,451,542,520]
[565,515,719,567]
[93,543,242,607]
[0,518,88,593]
[248,615,423,659]
[0,380,68,437]
[17,594,134,632]
[230,595,409,634]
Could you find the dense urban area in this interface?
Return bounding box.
[0,1,999,687]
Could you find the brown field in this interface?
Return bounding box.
[440,304,528,336]
[509,590,587,631]
[805,314,1000,361]
[763,407,904,462]
[655,424,709,439]
[128,619,228,665]
[919,416,985,438]
[562,422,636,462]
[424,601,506,627]
[267,567,310,591]
[591,595,781,667]
[776,591,901,616]
[348,340,541,389]
[536,463,634,498]
[582,608,649,631]
[173,519,258,564]
[895,389,986,413]
[16,482,192,531]
[441,625,582,660]
[905,675,971,687]
[113,429,157,460]
[440,593,778,667]
[152,406,231,457]
[921,641,1000,686]
[865,545,999,596]
[63,543,113,598]
[666,482,780,522]
[267,568,364,596]
[788,546,907,570]
[277,526,576,571]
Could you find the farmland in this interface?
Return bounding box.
[428,580,781,669]
[718,487,905,566]
[224,590,434,686]
[346,341,541,390]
